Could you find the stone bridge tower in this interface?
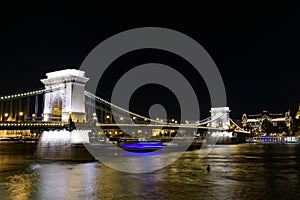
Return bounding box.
[41,69,89,122]
[210,107,231,129]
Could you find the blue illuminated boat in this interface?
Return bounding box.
[118,138,164,152]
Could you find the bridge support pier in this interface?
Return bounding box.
[35,130,94,161]
[207,107,236,144]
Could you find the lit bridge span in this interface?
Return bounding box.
[0,69,249,137]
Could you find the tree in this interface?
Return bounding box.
[291,119,300,135]
[261,119,273,135]
[277,122,289,134]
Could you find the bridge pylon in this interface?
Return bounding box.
[210,107,231,129]
[41,69,89,122]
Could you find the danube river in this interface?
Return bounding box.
[1,143,300,199]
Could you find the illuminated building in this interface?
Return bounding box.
[242,110,292,132]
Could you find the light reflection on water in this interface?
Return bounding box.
[1,143,300,199]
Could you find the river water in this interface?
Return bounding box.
[1,143,300,200]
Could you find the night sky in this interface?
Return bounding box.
[0,2,299,120]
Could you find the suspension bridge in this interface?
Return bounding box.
[0,69,250,160]
[0,69,249,140]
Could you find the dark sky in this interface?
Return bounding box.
[0,2,299,120]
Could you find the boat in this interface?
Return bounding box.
[250,136,300,144]
[118,138,164,152]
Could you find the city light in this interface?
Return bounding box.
[32,114,36,121]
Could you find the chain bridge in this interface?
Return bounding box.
[0,69,249,142]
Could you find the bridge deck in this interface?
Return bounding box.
[0,121,250,134]
[0,122,65,130]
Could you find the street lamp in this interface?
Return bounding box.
[68,112,75,131]
[4,113,8,122]
[106,115,110,123]
[92,112,97,123]
[32,114,36,121]
[19,112,24,121]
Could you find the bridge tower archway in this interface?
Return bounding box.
[51,94,63,121]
